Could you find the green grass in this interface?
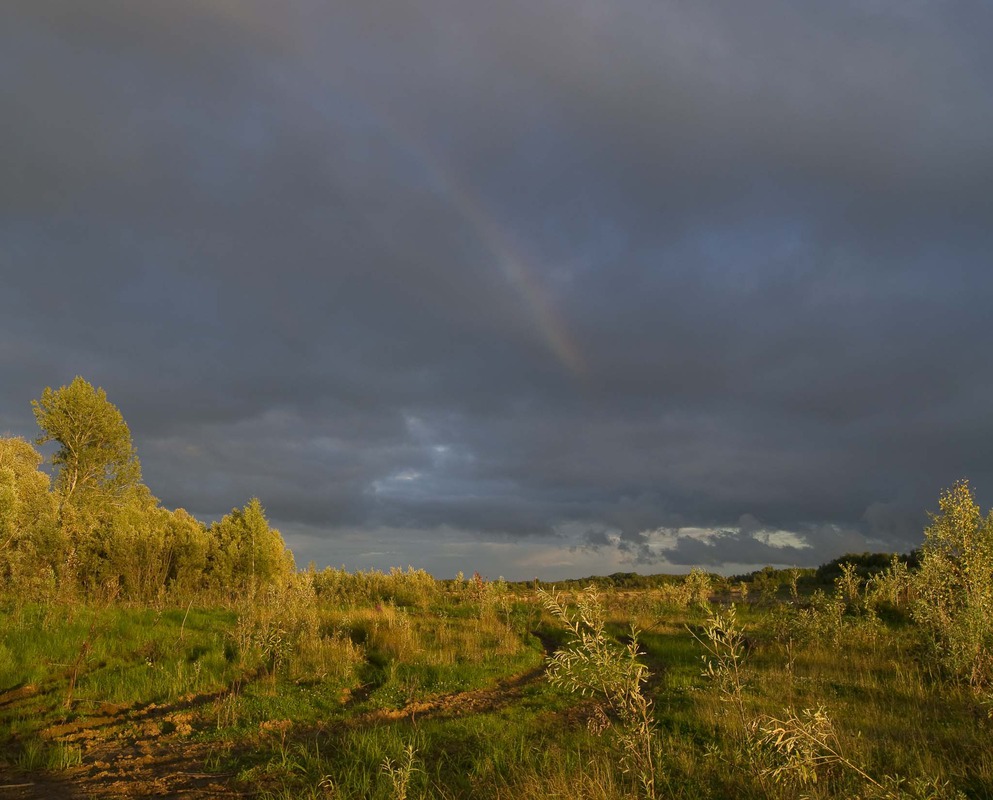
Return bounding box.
[1,582,991,799]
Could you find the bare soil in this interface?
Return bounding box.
[0,679,248,799]
[0,656,553,799]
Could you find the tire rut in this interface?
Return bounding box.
[1,634,557,798]
[1,671,265,799]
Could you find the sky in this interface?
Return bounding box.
[2,1,992,581]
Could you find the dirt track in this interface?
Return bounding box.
[0,654,553,799]
[0,679,248,799]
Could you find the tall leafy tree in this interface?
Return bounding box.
[101,484,167,601]
[209,498,293,595]
[162,507,210,598]
[32,377,148,594]
[32,376,142,508]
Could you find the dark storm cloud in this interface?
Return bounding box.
[2,0,992,578]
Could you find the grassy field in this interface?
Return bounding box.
[0,566,991,799]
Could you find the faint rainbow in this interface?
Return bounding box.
[258,67,588,378]
[419,158,588,378]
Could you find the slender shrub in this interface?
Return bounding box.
[913,481,993,688]
[538,586,663,799]
[690,605,749,733]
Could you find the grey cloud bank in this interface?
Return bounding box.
[2,0,992,579]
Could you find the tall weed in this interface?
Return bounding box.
[539,586,663,800]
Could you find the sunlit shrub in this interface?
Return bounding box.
[913,481,993,688]
[539,585,663,800]
[867,554,915,613]
[237,572,364,684]
[313,566,438,609]
[686,567,713,608]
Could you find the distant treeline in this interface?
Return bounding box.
[517,552,920,595]
[812,551,919,584]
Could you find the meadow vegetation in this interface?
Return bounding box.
[1,378,991,798]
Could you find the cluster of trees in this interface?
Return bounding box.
[0,377,293,602]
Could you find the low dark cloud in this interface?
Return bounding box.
[2,0,991,579]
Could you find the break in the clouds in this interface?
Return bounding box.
[2,0,992,580]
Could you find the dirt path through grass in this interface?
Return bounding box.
[349,660,548,727]
[1,641,555,798]
[0,677,252,799]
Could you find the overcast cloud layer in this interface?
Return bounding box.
[3,1,992,579]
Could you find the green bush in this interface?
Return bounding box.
[913,481,993,688]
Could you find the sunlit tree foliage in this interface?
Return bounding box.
[32,376,142,510]
[209,498,293,595]
[0,437,61,594]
